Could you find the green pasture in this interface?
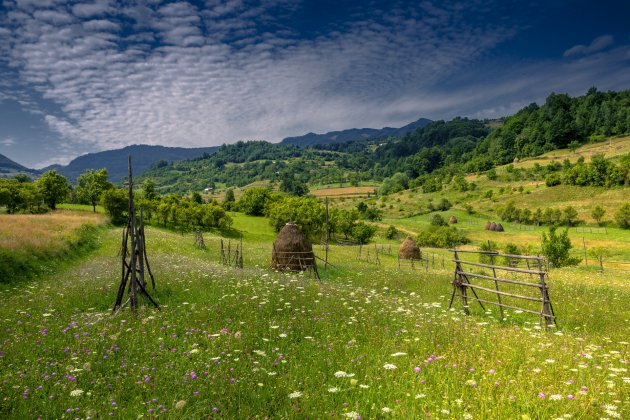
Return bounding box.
[0,212,628,419]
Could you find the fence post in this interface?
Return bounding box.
[453,250,469,315]
[489,253,505,321]
[537,257,553,328]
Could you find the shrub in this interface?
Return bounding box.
[416,226,469,248]
[541,226,580,268]
[478,240,498,264]
[385,225,399,240]
[503,243,521,266]
[430,214,447,226]
[435,198,452,211]
[362,206,383,222]
[545,173,561,187]
[591,205,605,226]
[614,203,630,229]
[351,222,377,244]
[101,189,128,224]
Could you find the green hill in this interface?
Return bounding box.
[143,89,630,196]
[46,144,219,184]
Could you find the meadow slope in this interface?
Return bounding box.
[0,215,628,418]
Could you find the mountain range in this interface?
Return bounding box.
[43,145,219,183]
[280,117,432,147]
[0,116,432,182]
[0,153,38,177]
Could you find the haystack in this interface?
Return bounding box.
[449,216,458,224]
[489,222,498,231]
[271,223,315,271]
[398,237,421,260]
[496,223,504,232]
[484,221,492,230]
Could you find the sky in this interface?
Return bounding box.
[0,0,629,168]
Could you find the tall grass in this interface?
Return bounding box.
[0,214,627,418]
[0,210,107,283]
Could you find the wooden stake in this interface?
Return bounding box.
[489,253,505,321]
[325,196,329,271]
[582,237,588,266]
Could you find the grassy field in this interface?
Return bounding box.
[0,213,628,419]
[311,186,377,198]
[0,210,107,282]
[512,135,630,169]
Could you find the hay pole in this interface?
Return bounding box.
[113,156,159,313]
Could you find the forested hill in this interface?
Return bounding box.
[47,144,219,183]
[280,117,432,147]
[142,88,630,194]
[478,88,630,164]
[0,153,38,177]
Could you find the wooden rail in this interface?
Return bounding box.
[448,249,556,328]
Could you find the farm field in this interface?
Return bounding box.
[311,186,377,198]
[0,210,107,282]
[1,213,628,419]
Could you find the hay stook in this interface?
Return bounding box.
[272,223,318,275]
[449,216,458,224]
[398,236,421,260]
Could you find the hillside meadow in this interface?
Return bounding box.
[0,210,107,282]
[0,212,628,419]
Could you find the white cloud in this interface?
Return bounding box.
[0,137,16,146]
[564,35,614,58]
[72,1,115,18]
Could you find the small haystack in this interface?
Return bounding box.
[489,222,498,231]
[496,223,504,232]
[449,215,458,224]
[398,237,421,260]
[484,221,492,231]
[271,223,315,271]
[513,157,520,164]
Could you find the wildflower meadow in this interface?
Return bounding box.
[0,213,628,418]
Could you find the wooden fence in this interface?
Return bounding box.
[448,249,556,328]
[398,251,445,271]
[573,226,607,234]
[271,246,320,279]
[220,237,243,269]
[356,243,381,266]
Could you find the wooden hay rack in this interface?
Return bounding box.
[448,249,556,328]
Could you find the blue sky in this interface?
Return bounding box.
[0,0,629,168]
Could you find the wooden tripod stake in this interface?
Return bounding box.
[113,156,160,312]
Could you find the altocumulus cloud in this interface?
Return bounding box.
[0,1,523,156]
[0,0,629,166]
